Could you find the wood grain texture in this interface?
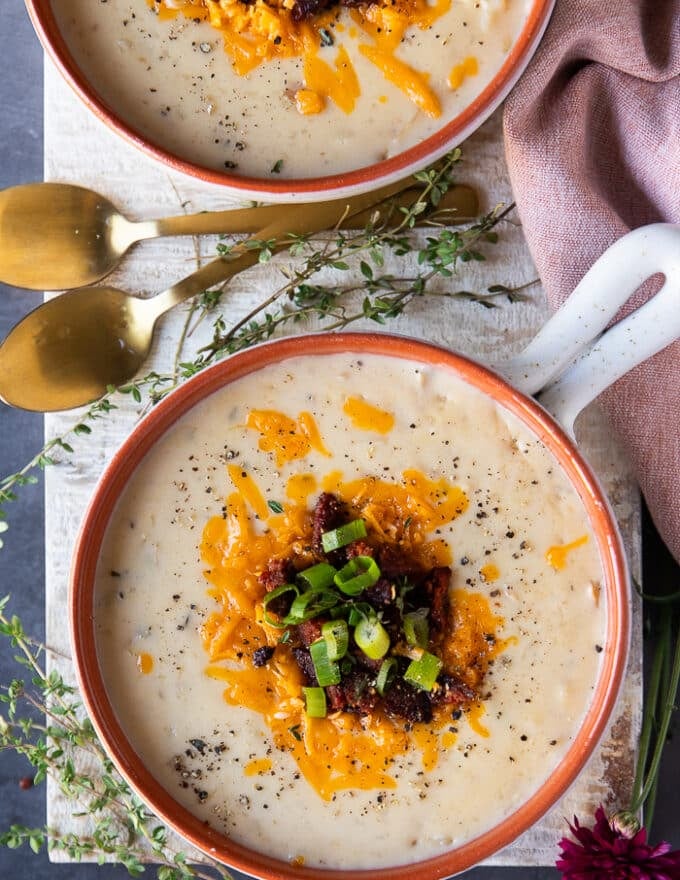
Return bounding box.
[43,59,641,867]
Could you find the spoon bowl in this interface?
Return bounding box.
[0,184,124,290]
[0,181,478,290]
[0,286,152,411]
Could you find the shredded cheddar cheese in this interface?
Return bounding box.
[294,88,325,115]
[246,409,330,467]
[149,0,464,118]
[286,472,318,505]
[342,395,395,434]
[466,701,490,738]
[303,45,361,114]
[227,464,270,521]
[136,652,154,674]
[447,55,479,90]
[443,588,513,690]
[545,534,589,571]
[244,757,273,775]
[200,432,513,799]
[480,562,500,583]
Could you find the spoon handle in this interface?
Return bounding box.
[147,246,275,318]
[136,185,478,240]
[144,178,425,320]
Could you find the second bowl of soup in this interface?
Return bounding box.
[28,0,554,198]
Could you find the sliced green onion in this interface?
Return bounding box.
[262,583,299,627]
[334,555,381,596]
[303,686,327,718]
[309,638,341,686]
[403,609,430,649]
[347,602,376,626]
[354,615,390,660]
[375,657,397,695]
[404,651,442,692]
[348,608,362,627]
[321,519,367,553]
[282,589,339,625]
[322,619,349,661]
[297,562,337,592]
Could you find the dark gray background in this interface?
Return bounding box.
[0,2,678,877]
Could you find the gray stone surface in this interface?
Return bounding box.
[0,2,677,878]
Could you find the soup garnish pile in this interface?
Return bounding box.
[200,463,513,798]
[94,353,606,868]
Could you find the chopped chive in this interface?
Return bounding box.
[282,589,338,624]
[303,686,327,718]
[404,651,442,691]
[262,583,298,627]
[310,639,341,686]
[375,657,396,695]
[354,615,390,660]
[321,519,367,553]
[297,562,337,592]
[334,555,380,595]
[267,500,284,514]
[321,619,349,661]
[347,603,373,627]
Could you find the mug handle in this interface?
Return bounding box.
[497,223,680,435]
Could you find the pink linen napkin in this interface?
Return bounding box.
[503,0,680,563]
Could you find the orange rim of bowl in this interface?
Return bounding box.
[27,0,554,198]
[70,333,629,880]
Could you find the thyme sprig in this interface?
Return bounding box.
[0,394,118,549]
[0,596,230,878]
[0,149,531,547]
[195,202,521,365]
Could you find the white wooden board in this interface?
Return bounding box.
[43,57,642,868]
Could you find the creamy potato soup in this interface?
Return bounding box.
[52,0,531,178]
[93,352,607,869]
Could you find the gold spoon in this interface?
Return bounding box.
[0,182,478,290]
[0,180,472,413]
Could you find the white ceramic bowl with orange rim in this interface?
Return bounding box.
[68,223,680,877]
[26,0,554,201]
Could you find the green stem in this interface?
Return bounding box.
[661,618,673,718]
[644,762,660,831]
[630,611,680,817]
[630,614,667,810]
[173,300,200,379]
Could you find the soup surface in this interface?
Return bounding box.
[52,0,531,178]
[94,352,606,869]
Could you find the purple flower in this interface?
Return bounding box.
[556,805,680,879]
